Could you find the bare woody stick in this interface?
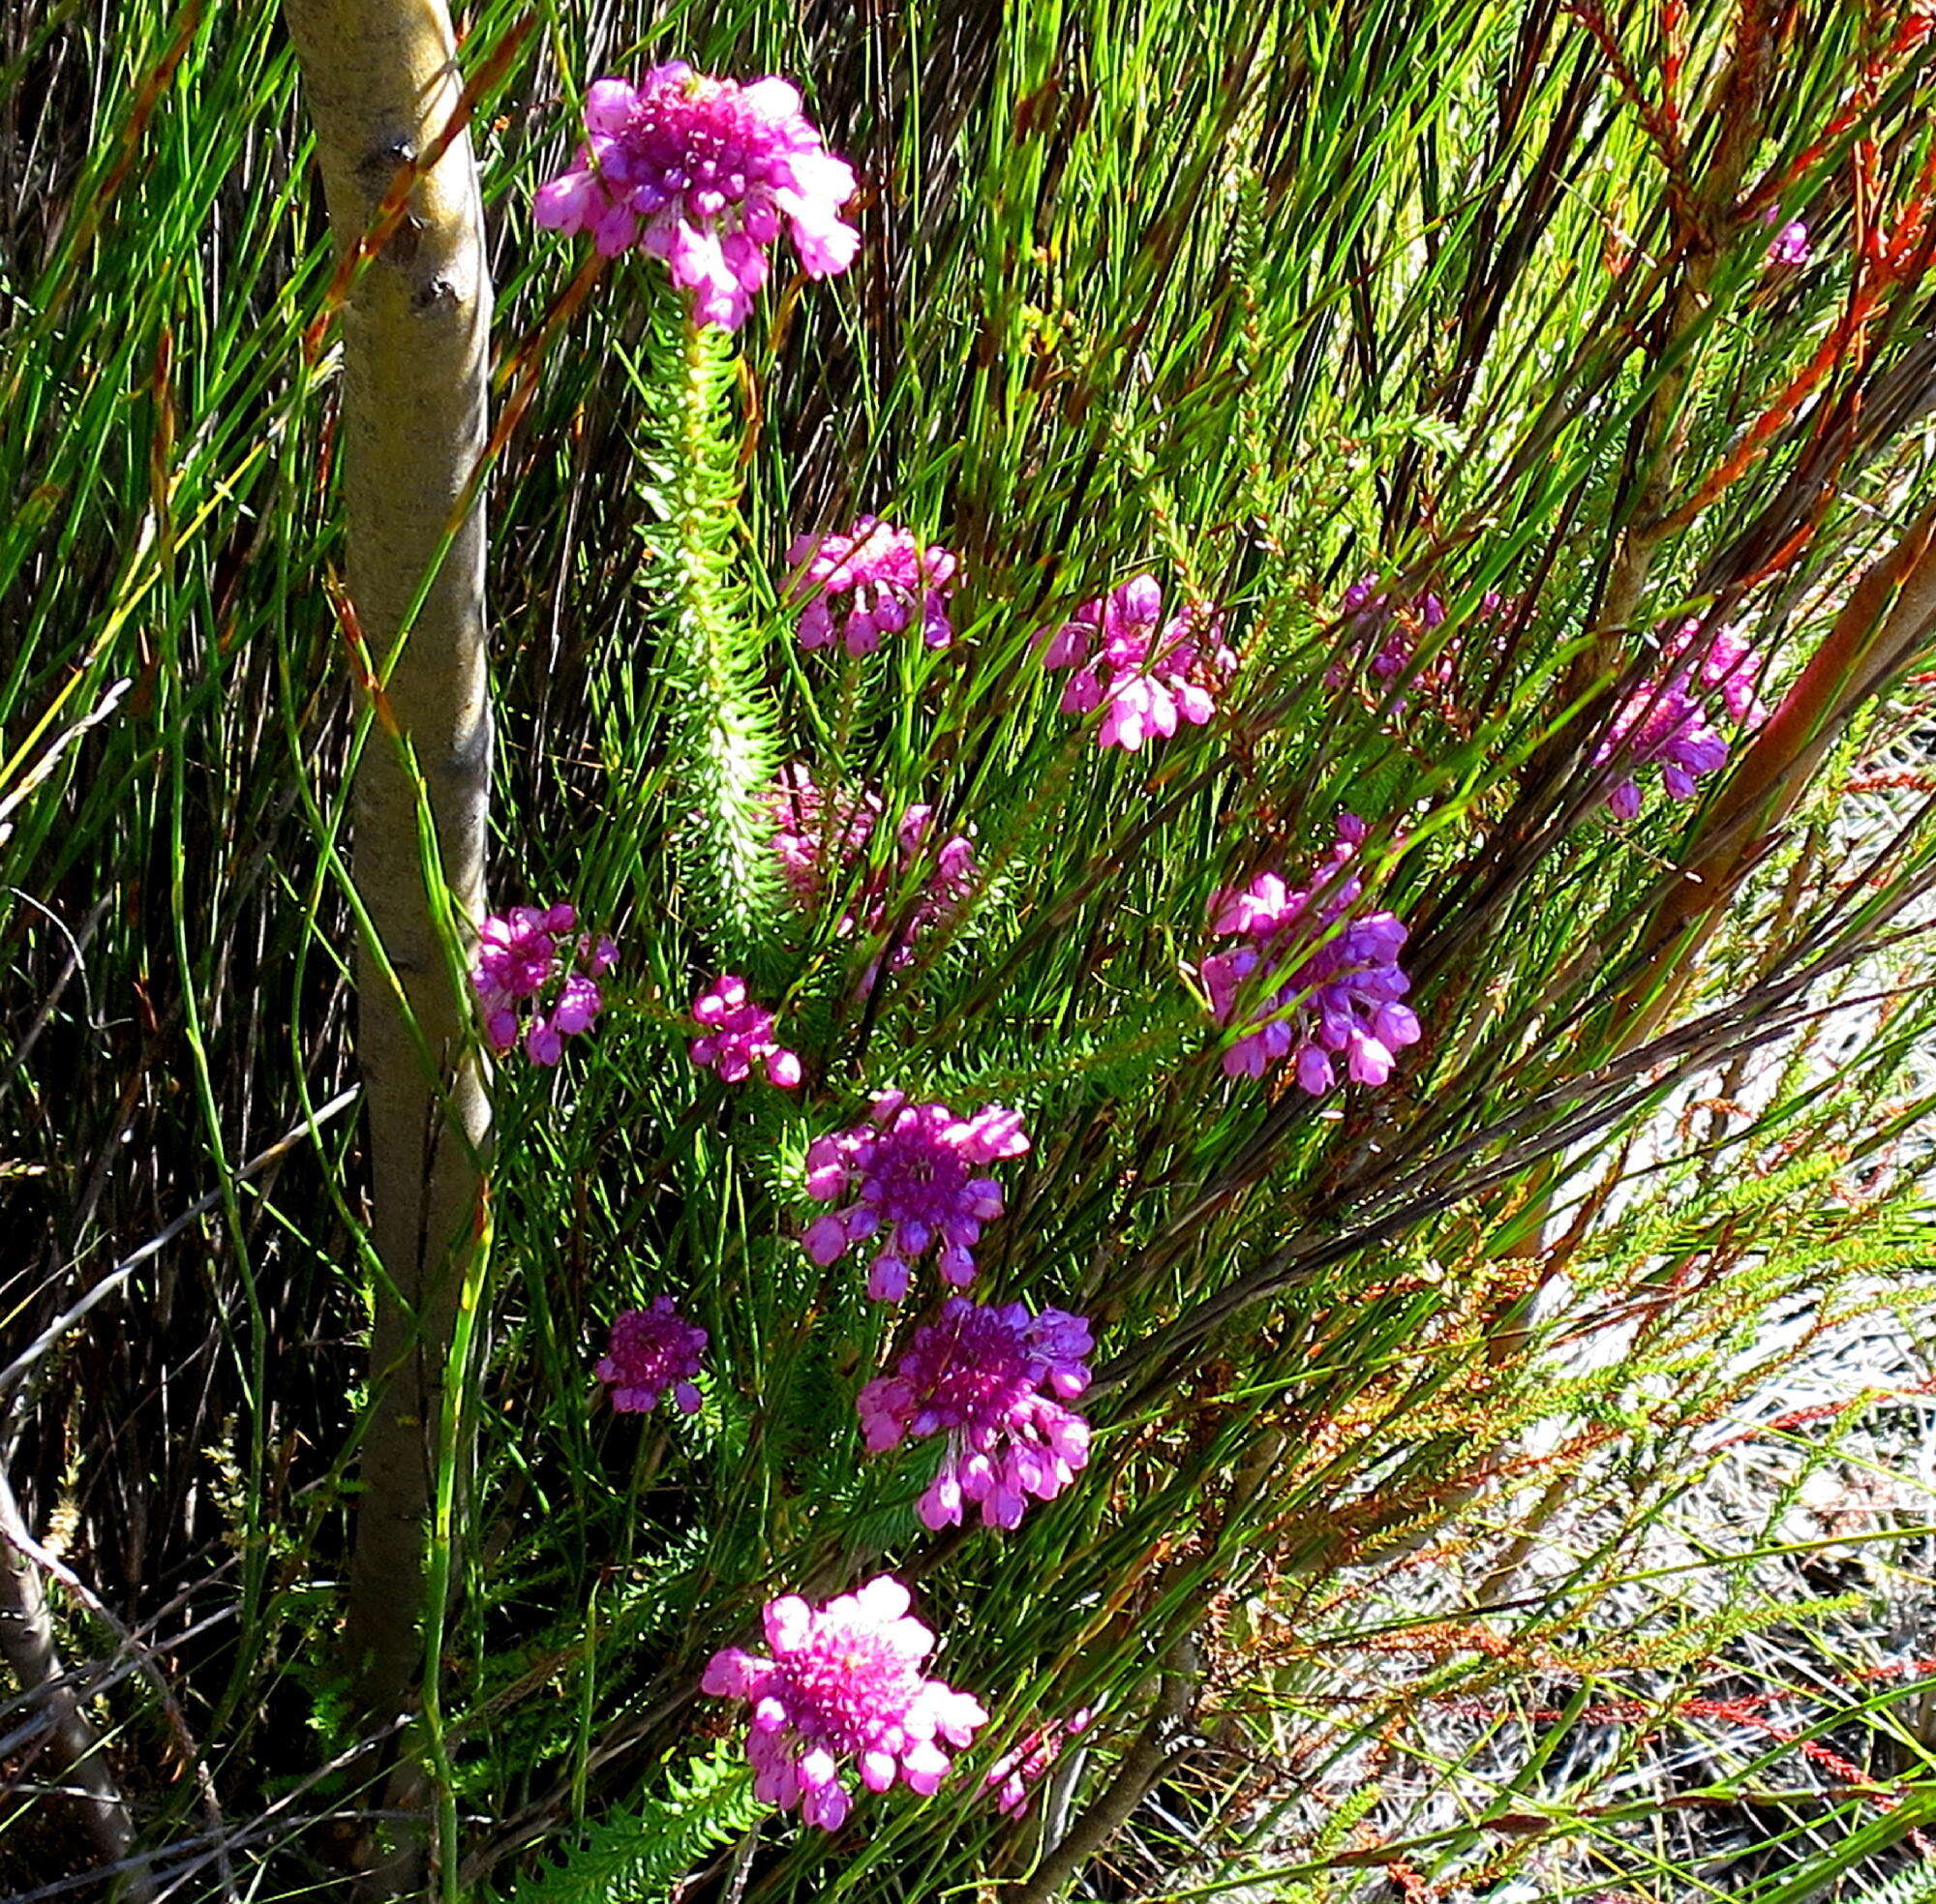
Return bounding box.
[1623,498,1936,1032]
[278,0,492,1749]
[0,1471,151,1902]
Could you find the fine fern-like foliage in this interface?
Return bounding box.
[504,1744,763,1904]
[636,309,783,960]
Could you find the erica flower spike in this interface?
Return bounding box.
[1202,816,1420,1093]
[471,903,616,1067]
[858,1298,1093,1530]
[534,65,860,329]
[802,1094,1029,1302]
[702,1575,987,1829]
[595,1298,708,1415]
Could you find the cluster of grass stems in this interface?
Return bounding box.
[7,0,1936,1898]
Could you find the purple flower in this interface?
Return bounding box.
[1766,218,1812,267]
[472,902,613,1066]
[985,1708,1094,1817]
[1037,575,1235,752]
[701,1575,987,1830]
[1323,574,1514,713]
[761,767,976,977]
[1201,816,1421,1092]
[765,766,884,910]
[1325,575,1449,691]
[689,974,802,1087]
[533,66,859,330]
[858,1298,1092,1530]
[1596,619,1770,818]
[595,1297,708,1414]
[802,1094,1029,1302]
[786,518,960,655]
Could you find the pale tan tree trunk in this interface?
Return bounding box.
[280,0,492,1794]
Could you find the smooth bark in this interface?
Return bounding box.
[279,0,492,1746]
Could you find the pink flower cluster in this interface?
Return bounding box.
[985,1708,1094,1817]
[802,1094,1029,1302]
[1202,816,1421,1092]
[1767,218,1812,267]
[1327,576,1511,712]
[1331,575,1447,685]
[595,1297,708,1414]
[472,903,617,1066]
[689,974,802,1087]
[532,65,859,329]
[702,1575,987,1829]
[1038,575,1235,751]
[786,518,959,655]
[694,1097,1082,1832]
[1596,619,1769,819]
[858,1298,1092,1530]
[762,767,975,976]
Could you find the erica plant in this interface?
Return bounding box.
[11,4,1936,1904]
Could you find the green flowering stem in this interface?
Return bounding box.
[655,315,782,955]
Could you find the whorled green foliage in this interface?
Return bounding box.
[632,311,783,957]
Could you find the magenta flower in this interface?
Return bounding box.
[689,974,802,1087]
[1326,575,1513,713]
[595,1297,708,1414]
[1766,218,1812,267]
[1037,575,1235,752]
[1325,575,1451,692]
[701,1575,987,1829]
[761,767,976,976]
[1201,816,1421,1092]
[786,518,959,655]
[532,65,859,330]
[765,766,883,910]
[1596,619,1770,819]
[526,974,601,1066]
[985,1708,1094,1817]
[472,903,614,1066]
[858,1298,1092,1530]
[802,1094,1029,1302]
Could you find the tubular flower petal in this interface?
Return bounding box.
[471,904,612,1067]
[702,1575,987,1829]
[1595,619,1770,818]
[786,518,960,654]
[1201,816,1420,1094]
[1324,574,1510,712]
[801,1096,1030,1301]
[857,1297,1093,1531]
[985,1708,1095,1817]
[1325,575,1448,693]
[1036,575,1234,753]
[689,973,802,1087]
[533,64,859,330]
[594,1297,708,1414]
[761,767,976,979]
